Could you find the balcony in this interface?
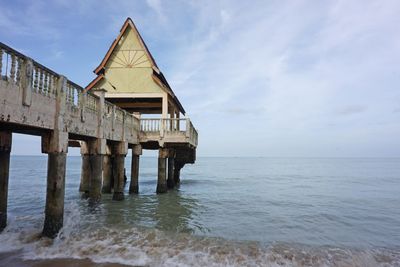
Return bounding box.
[139,118,198,148]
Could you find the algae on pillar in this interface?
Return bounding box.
[0,131,12,232]
[129,145,142,194]
[157,148,169,194]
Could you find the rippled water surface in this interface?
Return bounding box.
[0,156,399,266]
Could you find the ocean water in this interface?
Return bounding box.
[0,156,399,266]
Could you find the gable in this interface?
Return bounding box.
[105,27,153,70]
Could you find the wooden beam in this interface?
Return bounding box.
[113,102,162,109]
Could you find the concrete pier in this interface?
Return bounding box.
[157,148,169,194]
[0,40,198,239]
[129,145,142,194]
[167,151,175,189]
[0,131,12,232]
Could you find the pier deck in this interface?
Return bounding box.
[0,41,198,237]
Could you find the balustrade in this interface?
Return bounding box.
[140,118,198,145]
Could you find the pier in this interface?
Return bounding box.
[0,18,198,237]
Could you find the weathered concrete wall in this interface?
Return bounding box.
[0,80,56,130]
[0,77,139,145]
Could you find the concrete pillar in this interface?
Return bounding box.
[129,155,139,194]
[112,155,125,200]
[167,151,175,189]
[174,161,184,185]
[0,131,12,232]
[129,145,142,194]
[41,75,68,238]
[43,152,66,238]
[157,148,169,194]
[112,142,128,201]
[88,153,103,201]
[79,154,90,197]
[102,154,113,193]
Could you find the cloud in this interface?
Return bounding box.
[336,105,368,116]
[2,0,400,156]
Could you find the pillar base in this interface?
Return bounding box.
[81,191,89,199]
[129,186,139,194]
[167,178,175,189]
[156,183,168,194]
[112,192,124,201]
[42,215,63,238]
[0,213,6,232]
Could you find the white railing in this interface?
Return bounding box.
[140,118,198,146]
[0,44,24,86]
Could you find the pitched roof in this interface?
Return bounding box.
[86,17,185,114]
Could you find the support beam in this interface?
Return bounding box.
[167,151,175,189]
[129,145,142,194]
[42,75,68,238]
[102,154,113,193]
[79,154,90,197]
[0,131,12,232]
[112,155,125,200]
[112,142,128,200]
[157,148,168,194]
[43,152,66,238]
[174,161,184,185]
[162,95,168,119]
[88,153,103,201]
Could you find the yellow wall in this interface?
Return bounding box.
[95,26,164,94]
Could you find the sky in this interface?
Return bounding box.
[1,0,400,157]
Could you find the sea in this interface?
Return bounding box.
[0,156,399,267]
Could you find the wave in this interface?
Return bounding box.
[0,203,399,267]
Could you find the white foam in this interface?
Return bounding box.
[0,203,399,266]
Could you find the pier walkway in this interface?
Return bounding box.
[0,41,198,237]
